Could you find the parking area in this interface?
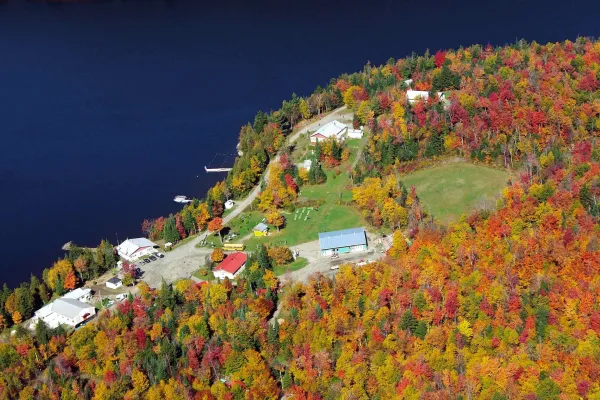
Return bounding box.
[134,244,213,288]
[281,239,380,283]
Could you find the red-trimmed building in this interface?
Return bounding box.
[309,120,348,144]
[214,252,247,280]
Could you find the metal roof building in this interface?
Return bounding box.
[116,237,157,261]
[310,120,348,143]
[32,296,96,329]
[318,227,368,256]
[214,252,247,280]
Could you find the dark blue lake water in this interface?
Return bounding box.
[1,0,599,287]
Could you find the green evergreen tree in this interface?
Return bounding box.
[55,276,65,296]
[163,215,180,244]
[102,241,116,270]
[535,378,561,400]
[424,133,445,158]
[268,320,280,346]
[253,110,268,133]
[159,280,176,310]
[579,184,598,216]
[414,321,427,339]
[15,284,34,320]
[414,291,427,312]
[183,211,196,234]
[315,303,323,320]
[282,371,292,390]
[257,245,272,270]
[34,319,51,345]
[400,310,418,333]
[313,141,322,162]
[535,304,549,340]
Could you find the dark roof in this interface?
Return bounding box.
[216,252,247,274]
[318,228,367,250]
[107,277,122,284]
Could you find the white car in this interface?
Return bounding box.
[115,293,128,301]
[330,266,340,270]
[154,252,165,258]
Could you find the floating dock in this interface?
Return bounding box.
[205,166,232,173]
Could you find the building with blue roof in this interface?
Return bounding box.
[318,227,367,256]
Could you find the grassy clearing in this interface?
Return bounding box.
[273,257,309,276]
[400,162,510,223]
[192,268,215,281]
[228,211,264,239]
[290,133,311,163]
[301,166,354,203]
[245,204,361,250]
[244,142,364,249]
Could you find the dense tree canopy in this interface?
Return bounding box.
[2,38,600,399]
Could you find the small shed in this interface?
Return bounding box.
[106,277,123,290]
[253,223,269,237]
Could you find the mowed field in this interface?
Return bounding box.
[401,162,510,223]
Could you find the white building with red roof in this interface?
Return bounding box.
[116,238,157,262]
[309,120,348,144]
[214,252,247,280]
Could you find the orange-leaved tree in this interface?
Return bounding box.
[208,217,224,244]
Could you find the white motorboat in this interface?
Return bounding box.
[174,195,192,203]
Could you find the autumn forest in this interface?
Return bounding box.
[1,38,600,399]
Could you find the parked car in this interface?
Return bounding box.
[115,293,128,301]
[149,255,157,261]
[155,252,164,258]
[330,254,339,259]
[330,266,340,270]
[143,258,151,263]
[138,260,146,265]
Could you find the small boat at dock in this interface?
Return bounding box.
[174,195,192,203]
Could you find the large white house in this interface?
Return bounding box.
[406,90,447,104]
[116,238,157,261]
[32,296,96,329]
[310,120,348,143]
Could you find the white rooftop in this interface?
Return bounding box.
[63,288,91,300]
[311,120,347,139]
[117,238,156,257]
[52,298,89,320]
[406,90,445,103]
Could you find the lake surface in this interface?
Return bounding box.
[1,0,599,287]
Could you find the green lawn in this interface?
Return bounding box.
[273,257,309,276]
[228,211,265,239]
[301,166,354,203]
[291,133,311,163]
[244,167,362,250]
[192,268,215,281]
[244,204,361,250]
[400,162,510,223]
